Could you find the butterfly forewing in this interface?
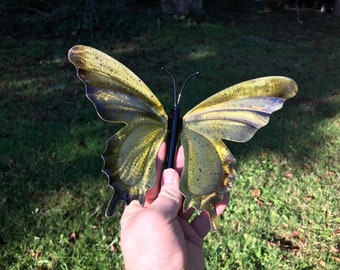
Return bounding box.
[184,77,298,142]
[68,45,168,215]
[184,96,285,142]
[188,76,297,110]
[68,45,167,123]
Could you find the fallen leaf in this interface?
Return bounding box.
[68,231,77,243]
[250,189,261,198]
[274,159,281,165]
[291,248,301,256]
[289,230,301,239]
[330,246,339,254]
[302,196,314,202]
[319,259,326,267]
[330,256,340,263]
[315,158,322,163]
[29,250,42,260]
[255,198,265,207]
[303,163,312,170]
[109,244,116,253]
[332,229,340,236]
[268,232,303,254]
[232,220,238,229]
[284,173,293,179]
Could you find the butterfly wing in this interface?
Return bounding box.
[181,76,298,229]
[180,129,237,230]
[68,45,168,215]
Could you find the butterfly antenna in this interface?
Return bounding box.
[161,67,177,107]
[177,71,199,105]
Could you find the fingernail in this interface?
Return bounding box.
[162,169,177,184]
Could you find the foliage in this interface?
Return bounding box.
[1,2,339,269]
[0,0,154,37]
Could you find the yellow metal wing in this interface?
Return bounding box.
[181,77,298,230]
[185,77,298,142]
[180,129,236,230]
[68,45,168,215]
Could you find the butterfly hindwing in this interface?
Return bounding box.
[68,45,168,215]
[103,121,166,215]
[180,128,236,230]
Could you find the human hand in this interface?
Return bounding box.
[120,143,229,270]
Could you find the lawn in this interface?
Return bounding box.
[0,2,339,269]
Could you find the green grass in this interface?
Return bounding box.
[1,4,339,269]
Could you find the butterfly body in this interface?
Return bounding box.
[165,105,182,168]
[68,45,298,230]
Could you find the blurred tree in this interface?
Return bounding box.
[0,0,133,37]
[264,0,287,10]
[334,0,340,16]
[161,0,203,15]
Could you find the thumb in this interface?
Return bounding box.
[149,168,182,219]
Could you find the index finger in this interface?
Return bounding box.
[144,142,166,206]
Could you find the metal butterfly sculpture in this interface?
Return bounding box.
[68,45,298,230]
